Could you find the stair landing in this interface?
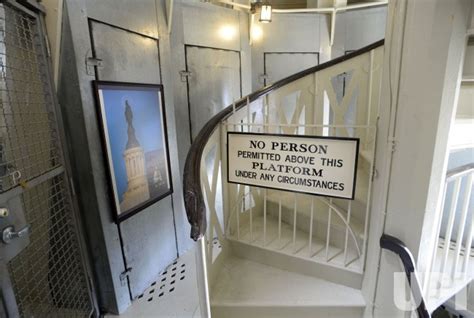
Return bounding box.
[211,255,365,318]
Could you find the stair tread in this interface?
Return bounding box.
[211,255,365,307]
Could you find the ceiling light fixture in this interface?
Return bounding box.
[259,1,272,23]
[251,0,272,24]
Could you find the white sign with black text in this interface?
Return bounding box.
[227,132,359,199]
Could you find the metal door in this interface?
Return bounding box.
[0,2,95,317]
[88,20,178,300]
[185,45,241,141]
[263,52,319,85]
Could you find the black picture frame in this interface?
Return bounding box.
[93,81,173,223]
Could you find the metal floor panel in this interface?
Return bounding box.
[106,246,201,318]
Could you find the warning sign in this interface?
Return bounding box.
[227,132,359,199]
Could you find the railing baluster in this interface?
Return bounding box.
[246,96,251,131]
[423,182,448,296]
[236,191,241,240]
[462,203,474,279]
[344,201,352,266]
[451,174,473,280]
[309,197,314,257]
[439,178,462,282]
[362,126,375,271]
[326,199,332,261]
[263,189,267,246]
[249,187,253,243]
[278,197,282,246]
[293,193,297,253]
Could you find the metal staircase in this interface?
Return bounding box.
[182,40,384,317]
[182,39,474,317]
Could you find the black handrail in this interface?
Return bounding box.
[183,39,385,241]
[380,234,431,318]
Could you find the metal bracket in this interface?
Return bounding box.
[119,267,132,286]
[179,70,192,82]
[85,56,104,76]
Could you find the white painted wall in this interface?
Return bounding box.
[333,6,387,58]
[170,0,252,254]
[250,7,387,91]
[250,13,323,90]
[362,0,472,316]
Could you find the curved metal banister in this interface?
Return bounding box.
[183,39,385,241]
[380,234,431,318]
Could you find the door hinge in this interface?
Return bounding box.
[85,56,104,76]
[119,267,132,286]
[388,137,397,152]
[179,70,192,82]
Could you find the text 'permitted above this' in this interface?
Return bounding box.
[227,132,359,199]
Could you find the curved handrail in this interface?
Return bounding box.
[380,234,431,318]
[183,39,385,241]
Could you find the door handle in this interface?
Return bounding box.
[2,225,31,244]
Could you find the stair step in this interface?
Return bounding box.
[211,255,365,318]
[229,213,363,275]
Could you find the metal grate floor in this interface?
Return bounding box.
[107,245,201,318]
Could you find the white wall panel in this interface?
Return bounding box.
[182,1,241,51]
[170,0,252,256]
[86,0,159,38]
[251,13,322,90]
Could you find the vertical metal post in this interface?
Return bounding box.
[439,179,461,282]
[236,195,241,240]
[423,181,448,295]
[451,174,473,279]
[462,178,474,278]
[195,238,211,318]
[249,190,253,242]
[293,193,297,252]
[343,201,352,265]
[326,199,333,261]
[263,189,267,246]
[309,197,314,257]
[278,198,282,245]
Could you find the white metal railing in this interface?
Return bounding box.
[184,41,385,316]
[194,44,384,278]
[424,163,474,308]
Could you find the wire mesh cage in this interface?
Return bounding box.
[0,2,93,317]
[0,2,61,193]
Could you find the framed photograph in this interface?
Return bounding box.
[94,81,173,222]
